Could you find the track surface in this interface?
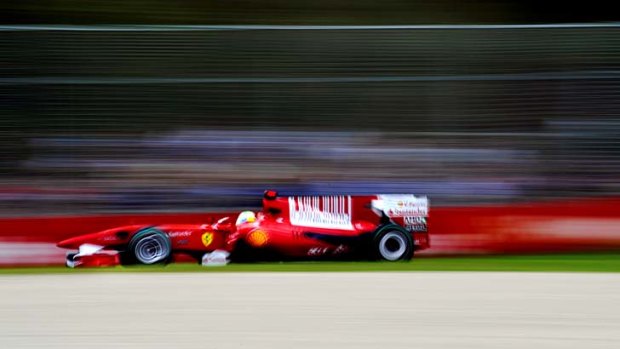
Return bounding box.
[1,272,620,348]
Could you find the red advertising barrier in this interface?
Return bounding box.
[424,197,620,255]
[1,198,619,265]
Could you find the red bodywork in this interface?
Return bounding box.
[57,192,430,266]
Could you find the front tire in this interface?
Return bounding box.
[128,228,172,265]
[373,225,413,261]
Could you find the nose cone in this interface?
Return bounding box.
[57,230,115,249]
[57,236,82,249]
[56,224,140,250]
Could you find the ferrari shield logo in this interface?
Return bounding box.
[201,232,214,247]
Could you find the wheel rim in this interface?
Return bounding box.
[379,231,407,261]
[135,234,169,264]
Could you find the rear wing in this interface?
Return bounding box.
[370,194,429,232]
[262,190,428,231]
[371,194,429,218]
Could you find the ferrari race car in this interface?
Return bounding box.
[57,190,430,267]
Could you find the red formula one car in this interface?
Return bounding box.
[57,190,429,267]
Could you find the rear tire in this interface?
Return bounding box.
[373,225,413,261]
[128,228,171,265]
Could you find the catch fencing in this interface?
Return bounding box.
[1,24,620,212]
[2,24,620,132]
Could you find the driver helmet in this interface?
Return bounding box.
[236,211,256,226]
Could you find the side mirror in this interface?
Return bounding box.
[213,217,232,231]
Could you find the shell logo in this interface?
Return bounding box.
[246,229,269,247]
[201,232,214,247]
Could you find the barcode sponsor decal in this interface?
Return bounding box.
[289,196,353,230]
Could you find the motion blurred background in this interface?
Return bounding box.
[1,1,619,216]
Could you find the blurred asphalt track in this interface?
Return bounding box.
[1,272,619,348]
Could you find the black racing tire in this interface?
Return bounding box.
[127,228,172,265]
[372,225,414,261]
